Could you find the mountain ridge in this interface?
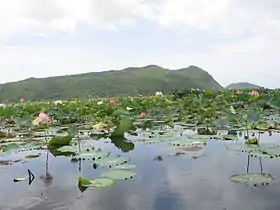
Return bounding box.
[225,82,263,90]
[0,65,223,102]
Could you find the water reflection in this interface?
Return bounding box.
[39,151,53,186]
[110,136,134,153]
[246,155,263,174]
[2,130,280,210]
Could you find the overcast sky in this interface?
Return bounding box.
[0,0,279,88]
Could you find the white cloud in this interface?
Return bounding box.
[0,0,152,37]
[0,0,279,37]
[152,0,280,38]
[163,31,280,88]
[31,33,50,38]
[0,0,279,88]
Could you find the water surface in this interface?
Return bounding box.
[1,130,280,210]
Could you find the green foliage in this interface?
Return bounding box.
[230,173,274,186]
[101,170,137,180]
[48,135,72,149]
[78,176,114,188]
[110,118,134,138]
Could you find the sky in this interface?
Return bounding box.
[0,0,279,88]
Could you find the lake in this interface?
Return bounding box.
[1,127,280,210]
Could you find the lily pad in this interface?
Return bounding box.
[93,156,129,168]
[57,145,80,153]
[48,135,72,149]
[171,139,205,147]
[78,176,114,188]
[13,177,27,182]
[101,170,137,180]
[178,146,203,151]
[136,139,164,144]
[246,138,259,145]
[226,143,280,154]
[230,173,274,186]
[25,154,41,159]
[113,164,136,170]
[249,147,280,159]
[226,144,261,153]
[72,150,110,161]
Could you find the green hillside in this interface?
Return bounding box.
[225,82,263,90]
[0,65,223,102]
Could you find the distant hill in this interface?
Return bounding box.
[225,82,263,90]
[0,65,223,102]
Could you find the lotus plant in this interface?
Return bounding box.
[97,101,104,105]
[32,112,51,143]
[0,103,6,108]
[32,112,50,125]
[53,100,63,105]
[155,91,163,96]
[109,99,117,105]
[249,90,259,96]
[140,112,147,117]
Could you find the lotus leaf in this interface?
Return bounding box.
[101,170,137,180]
[254,122,270,131]
[178,146,203,151]
[0,131,15,138]
[48,135,72,148]
[137,139,165,144]
[72,151,109,161]
[78,176,114,188]
[113,164,136,170]
[226,143,280,154]
[221,135,238,140]
[230,173,274,186]
[92,122,110,131]
[57,145,94,153]
[93,156,129,168]
[171,139,205,147]
[249,147,280,159]
[226,144,261,153]
[246,138,259,145]
[25,154,41,159]
[110,118,134,138]
[1,141,22,149]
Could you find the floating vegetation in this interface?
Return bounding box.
[25,154,41,159]
[113,164,136,170]
[72,150,110,161]
[1,89,280,201]
[93,156,129,168]
[170,139,205,147]
[230,173,274,186]
[178,146,203,151]
[78,176,114,188]
[48,135,72,149]
[101,170,137,180]
[226,143,280,159]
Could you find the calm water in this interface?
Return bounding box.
[1,131,280,210]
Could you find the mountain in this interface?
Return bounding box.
[225,82,263,90]
[0,65,223,102]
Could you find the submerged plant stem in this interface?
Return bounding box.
[44,130,48,143]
